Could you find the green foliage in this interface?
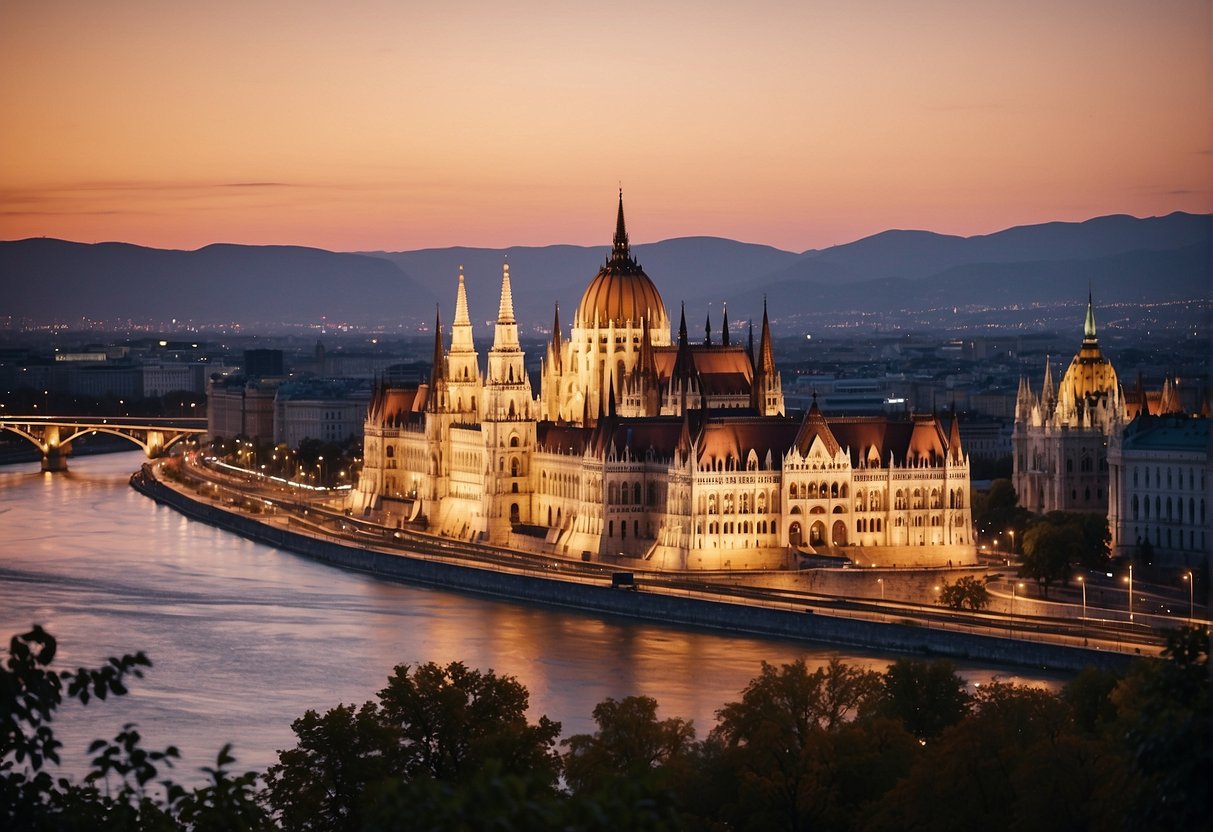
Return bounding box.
[7,625,1209,832]
[264,662,562,832]
[1042,511,1111,568]
[1020,521,1079,596]
[262,703,391,832]
[562,695,695,795]
[1,626,268,832]
[937,575,991,610]
[698,658,887,831]
[1111,626,1211,830]
[972,478,1030,545]
[864,658,971,740]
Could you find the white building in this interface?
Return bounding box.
[1108,412,1209,570]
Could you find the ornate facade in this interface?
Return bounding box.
[350,196,975,570]
[1012,295,1126,514]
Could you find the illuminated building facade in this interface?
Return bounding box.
[350,196,974,569]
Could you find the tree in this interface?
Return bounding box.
[972,478,1030,546]
[1020,521,1078,596]
[704,658,883,831]
[264,661,563,831]
[1,626,269,831]
[562,695,695,795]
[1110,626,1211,830]
[864,659,971,740]
[262,703,392,832]
[1042,511,1110,568]
[937,575,991,611]
[376,661,562,786]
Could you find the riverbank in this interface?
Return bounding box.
[131,463,1142,674]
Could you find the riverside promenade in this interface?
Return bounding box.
[131,457,1168,674]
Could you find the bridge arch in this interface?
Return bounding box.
[0,417,206,472]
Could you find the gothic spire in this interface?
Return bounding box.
[454,265,471,326]
[497,259,516,324]
[704,311,712,346]
[611,188,630,261]
[721,303,730,346]
[747,319,755,367]
[758,296,775,373]
[549,303,563,372]
[427,305,444,412]
[1083,290,1097,342]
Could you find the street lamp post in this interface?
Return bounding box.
[1123,563,1134,623]
[877,577,884,601]
[1183,571,1193,623]
[1008,529,1015,555]
[1076,575,1087,644]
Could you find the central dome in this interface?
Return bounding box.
[575,194,670,334]
[1059,296,1120,402]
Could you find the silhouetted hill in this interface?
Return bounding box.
[783,211,1210,282]
[0,239,434,329]
[2,212,1206,331]
[718,243,1211,322]
[366,237,798,329]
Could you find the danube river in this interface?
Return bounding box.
[1,451,1062,783]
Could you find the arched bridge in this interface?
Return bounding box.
[0,416,207,472]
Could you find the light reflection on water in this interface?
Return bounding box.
[0,452,1063,783]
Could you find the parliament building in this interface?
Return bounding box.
[349,196,975,570]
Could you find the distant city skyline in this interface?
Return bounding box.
[2,1,1208,252]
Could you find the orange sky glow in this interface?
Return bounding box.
[2,0,1209,252]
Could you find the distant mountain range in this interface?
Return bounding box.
[2,212,1207,333]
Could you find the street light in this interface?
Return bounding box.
[877,577,884,601]
[1183,571,1194,623]
[1008,529,1016,555]
[1012,581,1025,616]
[1076,575,1087,619]
[1123,563,1134,622]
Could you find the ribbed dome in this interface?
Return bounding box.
[577,267,668,329]
[1059,295,1120,402]
[575,192,669,332]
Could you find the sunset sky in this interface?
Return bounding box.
[2,0,1208,252]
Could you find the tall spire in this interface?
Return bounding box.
[747,319,755,366]
[548,303,563,372]
[673,302,695,382]
[497,259,516,323]
[454,265,471,326]
[612,188,630,260]
[758,296,775,373]
[704,311,712,346]
[430,305,444,383]
[721,303,730,346]
[1083,290,1097,342]
[427,305,444,413]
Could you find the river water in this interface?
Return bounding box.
[0,451,1061,783]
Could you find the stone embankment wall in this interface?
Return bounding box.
[131,467,1136,675]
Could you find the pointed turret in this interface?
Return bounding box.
[612,188,630,261]
[747,320,755,367]
[427,306,445,412]
[1041,356,1055,404]
[549,303,563,373]
[758,297,775,374]
[496,259,516,324]
[487,259,525,384]
[672,303,695,382]
[721,303,730,346]
[947,407,964,463]
[1158,375,1181,415]
[704,312,712,346]
[454,265,472,327]
[1083,289,1097,342]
